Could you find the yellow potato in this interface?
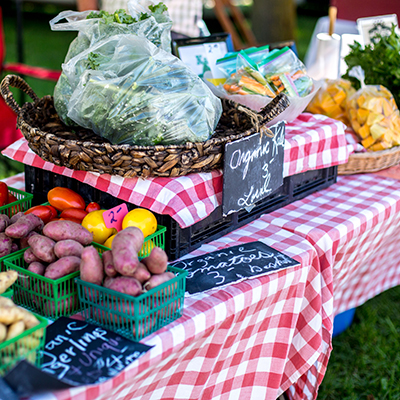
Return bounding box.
[6,320,25,341]
[19,308,40,330]
[0,270,18,295]
[18,335,41,349]
[0,306,24,325]
[0,322,6,343]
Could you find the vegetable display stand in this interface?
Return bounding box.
[0,313,47,376]
[0,187,33,218]
[76,266,187,341]
[3,249,81,320]
[0,74,289,179]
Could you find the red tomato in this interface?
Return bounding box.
[85,202,101,213]
[46,205,58,220]
[7,193,22,214]
[25,205,53,224]
[47,187,86,211]
[59,208,88,222]
[59,217,83,224]
[0,183,9,207]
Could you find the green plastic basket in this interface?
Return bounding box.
[140,225,166,258]
[0,187,33,218]
[76,265,187,341]
[3,243,108,320]
[96,224,166,259]
[3,249,80,320]
[1,287,13,298]
[0,313,47,376]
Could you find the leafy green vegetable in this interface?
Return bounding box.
[343,25,400,107]
[87,52,100,69]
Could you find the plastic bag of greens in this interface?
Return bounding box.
[61,34,222,146]
[51,2,172,126]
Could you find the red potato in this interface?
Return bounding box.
[28,234,57,264]
[9,212,24,225]
[80,246,104,286]
[111,227,144,276]
[141,246,168,275]
[43,220,93,245]
[143,271,175,292]
[0,214,10,232]
[0,232,12,257]
[5,214,44,239]
[103,250,117,278]
[24,247,41,264]
[130,262,151,284]
[20,231,39,249]
[10,242,19,253]
[132,316,157,339]
[44,256,81,280]
[54,240,84,258]
[27,261,46,276]
[42,295,78,317]
[103,275,142,297]
[93,297,146,325]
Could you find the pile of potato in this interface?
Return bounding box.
[0,295,44,368]
[20,220,94,316]
[81,226,174,296]
[0,212,44,258]
[80,226,177,338]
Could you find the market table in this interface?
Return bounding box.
[1,113,349,399]
[8,213,327,400]
[7,174,400,399]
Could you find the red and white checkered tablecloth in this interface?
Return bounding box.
[21,221,330,400]
[2,113,348,229]
[261,173,400,316]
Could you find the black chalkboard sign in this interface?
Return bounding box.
[40,317,152,386]
[170,241,300,295]
[222,121,285,216]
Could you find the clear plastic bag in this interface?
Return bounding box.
[216,45,270,78]
[306,78,356,126]
[60,34,222,146]
[222,51,276,97]
[258,47,313,97]
[51,2,173,126]
[346,67,400,151]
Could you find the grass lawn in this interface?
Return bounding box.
[318,286,400,399]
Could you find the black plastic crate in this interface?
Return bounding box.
[24,165,337,261]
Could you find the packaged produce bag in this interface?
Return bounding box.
[61,34,222,146]
[51,3,173,127]
[51,2,222,146]
[207,46,318,124]
[346,67,400,151]
[306,78,355,126]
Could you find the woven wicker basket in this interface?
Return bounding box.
[338,146,400,175]
[1,75,289,179]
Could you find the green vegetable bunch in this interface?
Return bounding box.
[343,25,400,108]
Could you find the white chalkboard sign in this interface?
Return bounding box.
[222,121,285,216]
[170,241,300,295]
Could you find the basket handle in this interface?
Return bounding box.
[0,74,39,114]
